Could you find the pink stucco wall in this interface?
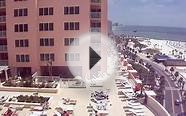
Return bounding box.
[6,0,108,76]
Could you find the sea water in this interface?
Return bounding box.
[113,25,186,42]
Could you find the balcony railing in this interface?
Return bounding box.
[90,12,101,18]
[0,16,5,22]
[91,0,101,3]
[90,27,101,32]
[0,31,6,37]
[0,60,8,66]
[0,45,7,51]
[0,1,5,7]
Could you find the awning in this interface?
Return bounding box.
[0,66,8,72]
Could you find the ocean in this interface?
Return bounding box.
[113,25,186,42]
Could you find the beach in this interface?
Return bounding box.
[140,38,186,60]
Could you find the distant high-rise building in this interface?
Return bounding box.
[108,20,112,35]
[0,0,108,77]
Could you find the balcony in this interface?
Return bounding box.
[90,27,101,32]
[0,60,8,66]
[0,16,5,22]
[0,31,6,37]
[0,45,7,51]
[91,0,101,3]
[90,12,101,19]
[0,1,5,7]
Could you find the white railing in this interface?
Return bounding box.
[90,12,101,18]
[147,96,171,116]
[0,16,5,22]
[35,76,60,81]
[0,60,8,66]
[0,1,5,7]
[0,45,7,51]
[0,31,6,37]
[90,27,101,32]
[91,0,101,3]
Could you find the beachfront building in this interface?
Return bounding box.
[0,0,8,80]
[0,0,7,66]
[108,20,112,35]
[2,0,108,77]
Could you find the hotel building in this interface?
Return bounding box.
[0,0,108,78]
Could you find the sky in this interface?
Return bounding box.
[108,0,186,28]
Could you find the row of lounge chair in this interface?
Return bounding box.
[116,66,145,116]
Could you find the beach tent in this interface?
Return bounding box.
[153,54,170,63]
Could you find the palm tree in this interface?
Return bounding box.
[170,67,174,80]
[139,59,144,65]
[170,67,174,75]
[159,76,166,90]
[174,71,179,81]
[178,77,183,87]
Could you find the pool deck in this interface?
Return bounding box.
[0,74,155,116]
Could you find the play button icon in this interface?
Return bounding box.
[66,33,119,86]
[89,47,101,70]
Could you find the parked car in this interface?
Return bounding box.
[175,99,181,105]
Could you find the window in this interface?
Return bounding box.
[65,53,80,61]
[64,38,79,46]
[40,38,54,46]
[75,6,79,14]
[24,24,28,31]
[64,7,68,15]
[16,54,30,62]
[91,20,101,27]
[14,24,28,32]
[64,22,69,30]
[39,23,54,31]
[39,7,53,16]
[14,9,18,16]
[0,53,8,60]
[75,22,79,30]
[49,23,53,30]
[69,7,74,14]
[40,53,55,61]
[16,55,20,62]
[64,6,79,15]
[70,22,74,30]
[15,39,29,47]
[64,22,79,30]
[14,8,28,17]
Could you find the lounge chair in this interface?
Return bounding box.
[30,111,47,116]
[128,102,141,106]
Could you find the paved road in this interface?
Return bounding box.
[138,54,185,116]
